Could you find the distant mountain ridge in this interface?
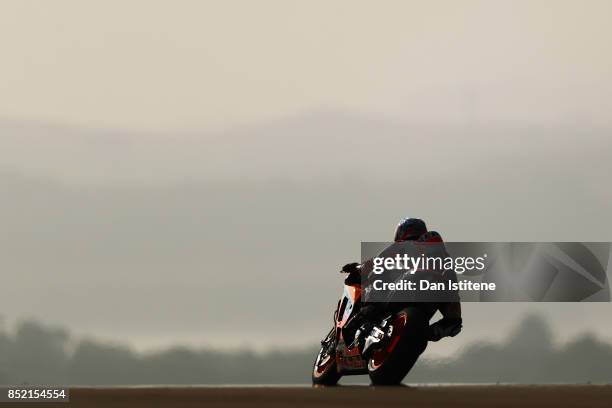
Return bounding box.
[0,112,609,185]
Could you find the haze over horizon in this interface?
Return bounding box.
[1,111,611,356]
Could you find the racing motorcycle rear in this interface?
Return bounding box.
[312,271,435,385]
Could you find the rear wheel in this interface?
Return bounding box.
[367,307,429,385]
[312,330,342,386]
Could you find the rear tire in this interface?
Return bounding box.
[367,307,429,385]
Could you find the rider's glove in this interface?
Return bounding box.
[341,262,360,274]
[427,317,462,342]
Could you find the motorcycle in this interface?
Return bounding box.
[312,270,436,385]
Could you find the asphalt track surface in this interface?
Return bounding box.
[5,385,612,407]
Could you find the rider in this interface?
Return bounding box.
[341,218,463,352]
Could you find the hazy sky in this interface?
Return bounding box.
[1,1,611,355]
[1,0,612,131]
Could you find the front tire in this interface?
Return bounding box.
[312,331,342,386]
[367,307,429,385]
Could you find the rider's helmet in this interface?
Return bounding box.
[394,218,427,242]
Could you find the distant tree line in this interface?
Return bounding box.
[1,315,611,385]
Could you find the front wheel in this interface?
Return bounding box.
[312,329,342,386]
[367,307,429,385]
